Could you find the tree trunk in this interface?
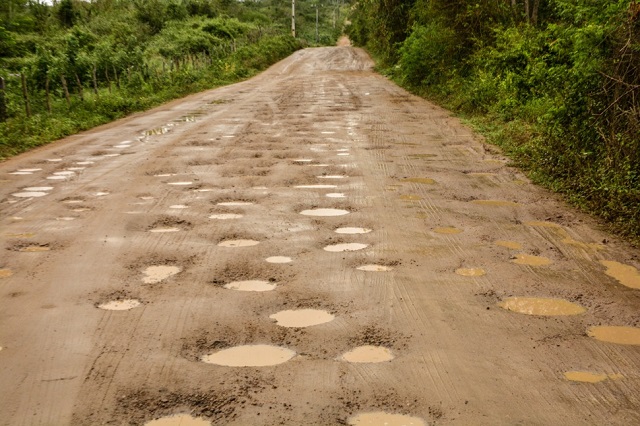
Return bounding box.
[0,77,7,123]
[524,0,530,23]
[113,65,120,89]
[45,75,52,113]
[92,66,99,98]
[531,0,540,25]
[104,69,112,93]
[61,74,71,107]
[21,73,31,118]
[74,73,84,102]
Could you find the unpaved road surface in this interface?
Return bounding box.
[2,47,640,425]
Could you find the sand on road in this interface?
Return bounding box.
[2,46,640,425]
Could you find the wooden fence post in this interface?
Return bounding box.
[21,73,31,118]
[0,77,7,122]
[61,74,71,107]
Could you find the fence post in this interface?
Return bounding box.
[0,77,7,122]
[21,72,31,118]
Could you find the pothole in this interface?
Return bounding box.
[265,256,292,264]
[300,208,350,217]
[209,214,243,220]
[402,178,436,184]
[341,346,394,363]
[324,243,368,252]
[13,242,51,252]
[588,326,640,345]
[317,175,348,179]
[23,187,53,191]
[9,171,32,175]
[496,240,523,250]
[326,193,347,198]
[217,240,260,248]
[0,269,13,278]
[599,260,640,289]
[357,265,393,272]
[18,168,42,172]
[142,265,181,284]
[293,159,313,163]
[294,185,338,189]
[12,192,48,198]
[149,228,180,233]
[167,182,193,186]
[201,345,295,366]
[98,299,142,311]
[46,176,68,180]
[216,201,253,206]
[53,171,75,176]
[348,412,426,426]
[511,254,552,266]
[145,414,210,426]
[455,268,486,277]
[223,280,276,292]
[498,297,585,316]
[269,309,335,328]
[335,227,372,234]
[564,371,622,383]
[434,227,461,234]
[471,200,519,207]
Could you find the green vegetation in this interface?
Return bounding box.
[348,0,640,239]
[0,0,345,159]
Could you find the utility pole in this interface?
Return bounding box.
[291,0,296,38]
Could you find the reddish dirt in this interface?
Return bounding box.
[1,46,640,425]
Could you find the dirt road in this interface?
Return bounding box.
[2,46,640,425]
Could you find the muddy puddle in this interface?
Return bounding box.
[294,185,338,189]
[588,326,640,345]
[149,228,180,233]
[0,269,13,278]
[341,345,394,363]
[496,240,523,250]
[300,208,350,217]
[201,345,295,367]
[498,297,585,316]
[269,309,335,327]
[434,227,462,235]
[471,200,519,207]
[511,254,552,266]
[335,227,372,234]
[324,243,368,252]
[564,371,622,383]
[455,268,486,277]
[18,168,42,172]
[402,177,436,184]
[23,186,53,192]
[317,175,348,179]
[224,280,276,292]
[216,201,253,206]
[98,299,141,311]
[167,182,193,186]
[46,176,68,180]
[357,265,393,272]
[209,214,243,220]
[293,159,313,163]
[19,245,50,252]
[348,412,426,426]
[142,265,181,284]
[218,240,260,248]
[599,260,640,290]
[326,193,347,198]
[265,256,292,264]
[146,414,210,426]
[12,192,48,198]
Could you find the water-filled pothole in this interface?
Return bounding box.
[167,182,193,186]
[269,309,335,327]
[224,280,276,292]
[18,245,50,252]
[455,268,485,277]
[588,326,640,345]
[149,228,180,233]
[498,297,585,316]
[300,208,349,217]
[324,243,368,252]
[98,299,141,311]
[23,187,53,191]
[511,254,552,266]
[142,265,181,284]
[218,240,260,248]
[201,345,295,366]
[564,371,622,383]
[434,227,462,234]
[294,185,338,189]
[357,265,393,272]
[209,214,243,220]
[326,193,346,198]
[265,256,292,264]
[496,240,523,250]
[216,201,253,206]
[317,175,348,179]
[599,260,640,290]
[471,200,519,207]
[12,192,47,198]
[348,412,426,426]
[341,346,394,363]
[335,227,372,234]
[145,414,210,426]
